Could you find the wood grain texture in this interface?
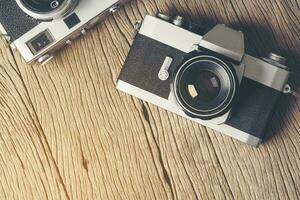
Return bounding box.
[0,39,68,199]
[0,0,299,199]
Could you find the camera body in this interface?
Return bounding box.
[0,0,128,64]
[117,14,291,146]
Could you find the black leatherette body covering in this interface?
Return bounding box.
[118,33,185,99]
[0,0,39,41]
[226,78,281,139]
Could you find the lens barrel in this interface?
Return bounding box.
[173,54,237,119]
[16,0,78,20]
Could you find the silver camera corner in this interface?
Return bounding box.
[0,0,128,64]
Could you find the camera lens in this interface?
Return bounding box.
[174,55,237,119]
[17,0,78,20]
[186,70,221,102]
[21,0,65,13]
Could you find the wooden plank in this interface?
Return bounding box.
[0,42,68,198]
[5,0,300,199]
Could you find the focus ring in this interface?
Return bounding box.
[173,54,238,119]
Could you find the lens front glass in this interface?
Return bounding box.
[186,70,221,102]
[175,56,237,119]
[21,0,65,12]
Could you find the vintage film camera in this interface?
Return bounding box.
[0,0,128,64]
[117,13,291,146]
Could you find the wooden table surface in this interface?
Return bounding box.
[0,0,299,199]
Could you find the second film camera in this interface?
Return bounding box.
[0,0,128,64]
[117,13,291,146]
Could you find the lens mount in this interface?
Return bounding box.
[173,54,238,119]
[16,0,79,21]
